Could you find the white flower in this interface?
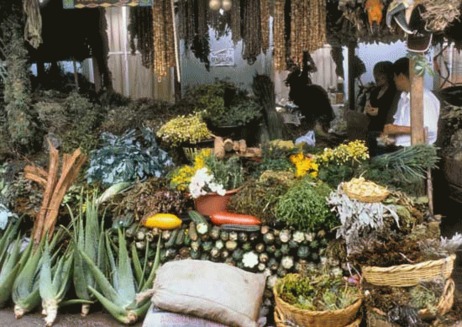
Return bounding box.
[189,167,226,199]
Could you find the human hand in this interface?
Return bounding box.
[383,124,394,134]
[366,105,379,116]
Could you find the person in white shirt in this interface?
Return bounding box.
[383,57,440,147]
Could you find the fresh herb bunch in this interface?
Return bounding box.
[275,177,335,231]
[277,272,360,311]
[87,128,173,186]
[156,113,213,147]
[362,144,439,194]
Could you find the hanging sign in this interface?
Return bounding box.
[63,0,153,9]
[209,48,235,67]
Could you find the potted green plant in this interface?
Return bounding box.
[171,152,244,216]
[156,113,213,147]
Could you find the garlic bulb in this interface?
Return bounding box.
[209,0,221,11]
[222,0,232,11]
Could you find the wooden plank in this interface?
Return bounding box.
[409,57,425,145]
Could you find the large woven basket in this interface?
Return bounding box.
[368,278,455,323]
[273,287,362,327]
[419,278,455,320]
[274,307,362,327]
[362,254,455,287]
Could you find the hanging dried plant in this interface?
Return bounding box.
[290,0,326,67]
[152,0,175,80]
[242,0,262,64]
[230,0,241,44]
[273,0,286,71]
[129,7,153,68]
[260,0,269,54]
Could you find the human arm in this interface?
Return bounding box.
[383,123,411,136]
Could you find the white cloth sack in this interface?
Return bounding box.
[151,260,266,327]
[142,304,227,327]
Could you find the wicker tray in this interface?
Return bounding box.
[362,254,455,287]
[273,287,362,327]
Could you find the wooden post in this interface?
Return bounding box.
[348,42,356,111]
[409,57,425,145]
[410,56,433,209]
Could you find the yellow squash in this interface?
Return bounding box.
[143,213,182,230]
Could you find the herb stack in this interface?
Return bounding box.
[328,177,460,326]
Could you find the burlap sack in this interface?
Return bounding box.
[151,260,266,327]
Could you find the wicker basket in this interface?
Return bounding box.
[366,279,455,326]
[343,189,389,203]
[362,254,456,287]
[273,287,362,327]
[342,179,389,203]
[274,307,363,327]
[419,278,455,320]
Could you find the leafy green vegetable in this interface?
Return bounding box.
[87,128,173,186]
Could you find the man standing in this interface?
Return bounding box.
[383,57,440,146]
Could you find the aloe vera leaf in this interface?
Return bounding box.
[40,243,58,301]
[116,229,136,301]
[131,243,144,287]
[79,249,123,307]
[88,286,138,325]
[139,237,161,291]
[0,238,22,307]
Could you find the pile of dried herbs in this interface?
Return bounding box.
[227,171,296,225]
[110,177,189,222]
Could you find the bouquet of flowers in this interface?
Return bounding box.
[170,150,244,199]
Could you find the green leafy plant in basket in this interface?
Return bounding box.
[276,269,361,312]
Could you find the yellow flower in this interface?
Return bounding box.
[290,152,318,178]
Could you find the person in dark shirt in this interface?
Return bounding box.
[365,61,399,156]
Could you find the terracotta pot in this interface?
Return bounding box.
[194,188,239,216]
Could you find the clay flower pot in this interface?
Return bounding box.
[194,188,239,216]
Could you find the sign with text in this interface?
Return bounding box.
[63,0,152,9]
[209,48,235,67]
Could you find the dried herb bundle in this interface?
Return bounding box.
[290,0,326,67]
[242,0,262,64]
[273,0,286,71]
[129,7,153,68]
[152,0,175,79]
[111,177,189,221]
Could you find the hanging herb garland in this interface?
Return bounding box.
[152,0,175,79]
[129,7,153,68]
[177,0,210,70]
[242,0,262,64]
[290,0,326,67]
[273,0,286,71]
[230,0,241,45]
[260,0,269,54]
